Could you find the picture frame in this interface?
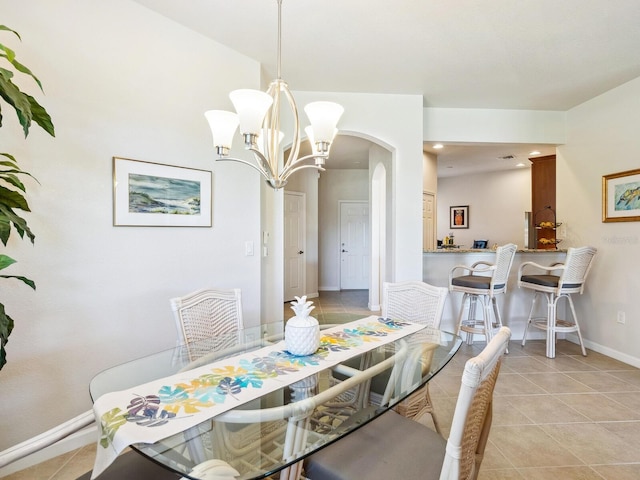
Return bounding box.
[113,157,212,227]
[450,205,469,229]
[602,168,640,223]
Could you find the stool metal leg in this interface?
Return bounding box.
[564,294,587,356]
[547,292,557,358]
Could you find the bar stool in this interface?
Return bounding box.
[449,243,517,346]
[518,246,597,358]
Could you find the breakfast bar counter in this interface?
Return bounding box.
[423,249,568,340]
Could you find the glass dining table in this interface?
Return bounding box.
[90,315,461,480]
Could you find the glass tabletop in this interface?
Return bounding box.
[90,317,461,479]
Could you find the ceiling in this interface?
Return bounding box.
[134,0,640,175]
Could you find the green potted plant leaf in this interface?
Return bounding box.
[0,25,55,370]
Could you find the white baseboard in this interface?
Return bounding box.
[306,292,319,299]
[0,425,96,477]
[566,334,640,368]
[318,287,340,291]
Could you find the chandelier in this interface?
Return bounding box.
[205,0,344,190]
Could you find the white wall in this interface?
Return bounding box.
[0,0,262,450]
[557,76,640,366]
[423,108,566,144]
[423,151,438,194]
[436,169,531,247]
[318,170,369,290]
[295,92,425,283]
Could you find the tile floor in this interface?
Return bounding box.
[5,289,639,479]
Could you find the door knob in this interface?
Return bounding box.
[342,249,348,252]
[298,250,304,254]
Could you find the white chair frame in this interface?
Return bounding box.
[518,246,597,358]
[449,244,517,346]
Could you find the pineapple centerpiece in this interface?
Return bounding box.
[285,296,320,356]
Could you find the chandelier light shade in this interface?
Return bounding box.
[204,0,344,189]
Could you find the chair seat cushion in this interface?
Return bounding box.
[520,274,581,290]
[76,450,182,480]
[452,275,504,290]
[305,409,445,480]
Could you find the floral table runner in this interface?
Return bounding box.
[91,316,425,478]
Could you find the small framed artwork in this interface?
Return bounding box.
[602,168,640,223]
[113,157,212,227]
[450,205,469,229]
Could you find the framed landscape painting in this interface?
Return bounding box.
[602,168,640,223]
[113,157,212,227]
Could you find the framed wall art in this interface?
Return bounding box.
[602,168,640,223]
[113,157,212,227]
[450,205,469,229]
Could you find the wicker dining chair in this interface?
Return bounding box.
[381,281,448,432]
[170,288,244,362]
[305,327,511,480]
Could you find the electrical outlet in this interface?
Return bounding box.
[617,311,626,324]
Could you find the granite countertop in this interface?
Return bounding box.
[424,248,567,253]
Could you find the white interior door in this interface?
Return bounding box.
[284,192,305,302]
[340,202,369,290]
[423,192,435,251]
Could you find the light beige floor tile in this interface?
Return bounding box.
[599,420,640,447]
[608,369,640,387]
[491,397,536,426]
[604,391,640,410]
[591,463,640,480]
[506,394,589,424]
[489,425,583,468]
[555,393,640,422]
[573,352,636,371]
[51,445,96,480]
[535,355,597,372]
[501,356,560,373]
[566,371,640,392]
[493,373,548,396]
[520,340,550,357]
[521,339,586,357]
[521,372,595,394]
[481,441,514,470]
[478,468,525,480]
[2,450,77,480]
[541,422,640,464]
[429,373,464,397]
[505,342,531,358]
[516,465,604,479]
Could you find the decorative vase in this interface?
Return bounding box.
[285,296,320,356]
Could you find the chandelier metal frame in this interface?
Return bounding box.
[205,0,343,189]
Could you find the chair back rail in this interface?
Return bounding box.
[170,288,243,361]
[560,246,597,293]
[382,281,448,327]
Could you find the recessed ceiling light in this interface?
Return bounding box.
[433,143,444,149]
[516,162,526,167]
[529,150,541,156]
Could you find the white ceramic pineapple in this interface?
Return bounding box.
[285,296,320,356]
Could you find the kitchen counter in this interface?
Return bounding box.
[425,248,567,253]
